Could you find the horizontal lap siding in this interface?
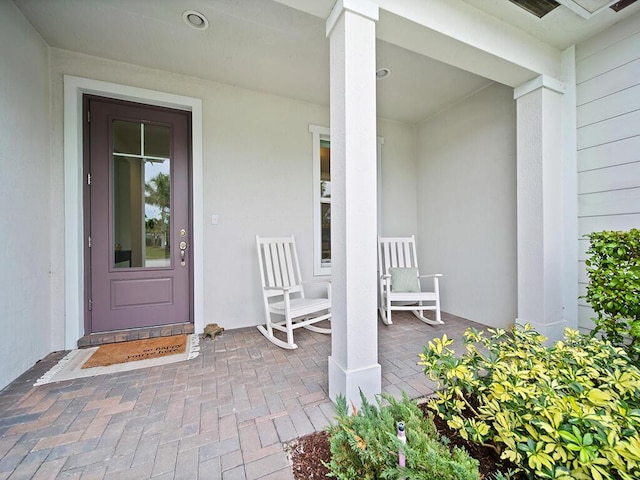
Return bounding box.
[576,17,640,332]
[579,162,640,193]
[578,135,640,171]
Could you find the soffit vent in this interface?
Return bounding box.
[508,0,561,17]
[610,0,638,11]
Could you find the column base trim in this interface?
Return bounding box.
[328,356,381,408]
[515,318,567,344]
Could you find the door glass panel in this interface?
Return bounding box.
[145,124,170,158]
[113,121,171,268]
[113,120,141,155]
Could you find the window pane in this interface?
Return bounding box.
[320,142,330,199]
[113,120,141,155]
[113,155,145,268]
[321,203,330,264]
[143,160,171,267]
[311,127,332,274]
[145,124,170,158]
[112,120,171,269]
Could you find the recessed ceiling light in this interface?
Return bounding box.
[182,10,209,31]
[376,68,391,80]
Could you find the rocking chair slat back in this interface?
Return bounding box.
[258,236,303,298]
[380,237,418,272]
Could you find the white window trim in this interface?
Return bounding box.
[309,124,384,277]
[310,124,331,276]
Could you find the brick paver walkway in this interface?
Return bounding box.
[0,312,478,479]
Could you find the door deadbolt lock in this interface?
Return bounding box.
[179,229,187,237]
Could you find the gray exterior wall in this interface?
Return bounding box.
[417,83,518,329]
[576,13,640,332]
[0,2,52,390]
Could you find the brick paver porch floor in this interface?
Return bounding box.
[0,312,480,479]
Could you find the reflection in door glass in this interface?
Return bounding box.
[112,121,171,268]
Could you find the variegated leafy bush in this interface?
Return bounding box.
[419,324,640,480]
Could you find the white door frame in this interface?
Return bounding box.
[63,75,204,349]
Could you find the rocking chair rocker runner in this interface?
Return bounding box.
[378,235,443,326]
[256,235,331,349]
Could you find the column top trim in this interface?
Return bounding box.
[326,0,379,37]
[514,74,565,99]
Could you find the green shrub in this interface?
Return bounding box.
[419,324,640,480]
[326,391,480,480]
[584,229,640,364]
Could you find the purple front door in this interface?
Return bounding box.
[84,97,192,333]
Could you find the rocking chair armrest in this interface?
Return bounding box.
[380,275,392,297]
[418,274,443,278]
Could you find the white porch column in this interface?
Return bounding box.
[514,75,566,342]
[326,0,381,406]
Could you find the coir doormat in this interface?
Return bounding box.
[82,334,187,369]
[33,334,200,386]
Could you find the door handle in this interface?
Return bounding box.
[179,241,187,267]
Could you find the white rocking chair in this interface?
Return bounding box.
[256,235,331,349]
[378,235,443,326]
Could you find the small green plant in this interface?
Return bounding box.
[419,324,640,480]
[584,229,640,364]
[490,470,519,480]
[326,391,480,480]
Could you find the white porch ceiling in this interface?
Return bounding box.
[12,0,640,124]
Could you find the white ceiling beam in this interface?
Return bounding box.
[273,0,563,86]
[376,0,562,85]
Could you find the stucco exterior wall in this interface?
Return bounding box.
[48,49,418,340]
[0,2,52,390]
[377,119,418,237]
[576,12,640,332]
[416,82,517,329]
